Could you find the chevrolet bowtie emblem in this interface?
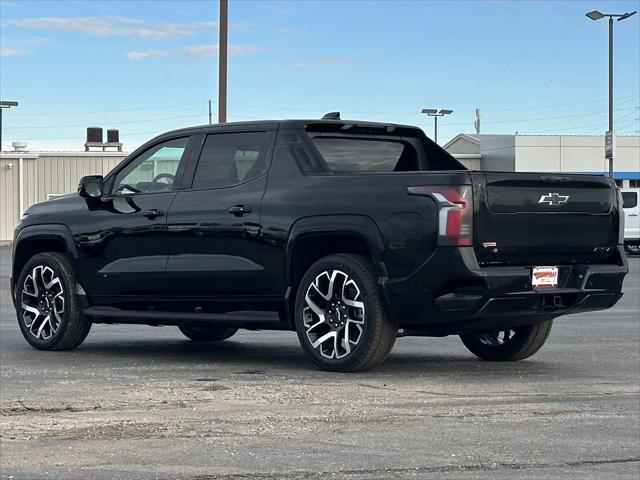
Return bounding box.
[538,192,570,206]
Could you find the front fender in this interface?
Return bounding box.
[11,224,78,299]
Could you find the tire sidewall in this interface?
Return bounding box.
[15,253,77,350]
[460,320,552,361]
[294,255,383,371]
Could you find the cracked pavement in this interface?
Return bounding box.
[1,246,639,479]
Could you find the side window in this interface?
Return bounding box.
[192,132,271,189]
[622,192,638,209]
[112,137,189,195]
[310,137,419,172]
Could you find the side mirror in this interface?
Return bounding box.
[78,175,104,199]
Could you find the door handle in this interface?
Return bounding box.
[143,208,165,219]
[228,204,252,216]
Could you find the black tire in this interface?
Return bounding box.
[625,243,640,256]
[294,254,396,372]
[15,252,91,351]
[178,324,238,342]
[460,319,553,361]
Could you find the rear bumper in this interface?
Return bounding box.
[381,246,628,335]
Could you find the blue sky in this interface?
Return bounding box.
[1,0,639,151]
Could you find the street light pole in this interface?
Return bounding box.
[0,101,19,152]
[421,108,453,144]
[586,9,637,178]
[608,15,613,139]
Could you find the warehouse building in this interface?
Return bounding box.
[0,147,126,241]
[445,133,640,188]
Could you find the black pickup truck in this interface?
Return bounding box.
[11,115,628,371]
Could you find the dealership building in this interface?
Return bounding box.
[444,133,640,188]
[1,132,639,242]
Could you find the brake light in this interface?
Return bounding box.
[616,187,625,245]
[407,185,473,246]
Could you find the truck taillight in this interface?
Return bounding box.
[616,187,625,245]
[407,185,473,246]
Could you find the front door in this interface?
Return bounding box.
[165,130,275,302]
[75,136,193,303]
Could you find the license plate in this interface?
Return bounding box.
[532,266,558,288]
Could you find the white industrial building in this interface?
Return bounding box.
[0,147,126,241]
[445,133,640,188]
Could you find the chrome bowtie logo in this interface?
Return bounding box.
[538,192,570,206]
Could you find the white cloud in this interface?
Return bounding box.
[0,44,26,57]
[126,44,263,60]
[125,49,171,60]
[292,57,348,68]
[4,16,253,40]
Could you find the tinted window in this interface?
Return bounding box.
[113,137,188,194]
[312,137,419,172]
[622,192,638,208]
[193,132,271,189]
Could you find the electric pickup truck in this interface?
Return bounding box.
[11,115,628,371]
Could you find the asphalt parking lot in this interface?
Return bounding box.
[0,245,638,480]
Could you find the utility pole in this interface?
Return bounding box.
[0,101,19,152]
[585,9,637,178]
[474,108,481,134]
[208,99,212,124]
[218,0,228,124]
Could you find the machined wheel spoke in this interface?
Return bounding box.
[304,268,366,360]
[21,264,65,341]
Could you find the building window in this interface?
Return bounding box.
[629,179,640,188]
[614,179,623,187]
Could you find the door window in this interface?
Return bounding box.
[192,132,271,189]
[112,137,189,195]
[622,192,638,209]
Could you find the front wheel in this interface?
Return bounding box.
[16,252,91,350]
[294,254,396,372]
[460,319,553,361]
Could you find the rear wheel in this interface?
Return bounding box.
[178,324,238,342]
[16,252,91,350]
[460,319,553,361]
[294,254,396,372]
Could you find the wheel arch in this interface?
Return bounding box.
[284,215,387,325]
[12,225,78,302]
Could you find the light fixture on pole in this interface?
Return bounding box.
[585,9,637,178]
[0,100,19,152]
[421,108,453,144]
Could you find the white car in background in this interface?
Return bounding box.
[621,188,640,255]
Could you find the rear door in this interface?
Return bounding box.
[165,130,276,299]
[472,172,618,265]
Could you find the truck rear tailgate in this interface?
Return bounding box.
[472,172,620,265]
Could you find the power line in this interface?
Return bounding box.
[5,94,639,118]
[5,113,206,130]
[9,101,207,117]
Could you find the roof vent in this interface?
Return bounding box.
[321,112,341,120]
[12,141,27,152]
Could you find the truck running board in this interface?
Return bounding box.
[82,306,283,328]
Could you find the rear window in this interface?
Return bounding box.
[622,192,638,208]
[312,137,419,172]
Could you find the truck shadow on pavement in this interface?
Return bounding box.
[61,335,571,378]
